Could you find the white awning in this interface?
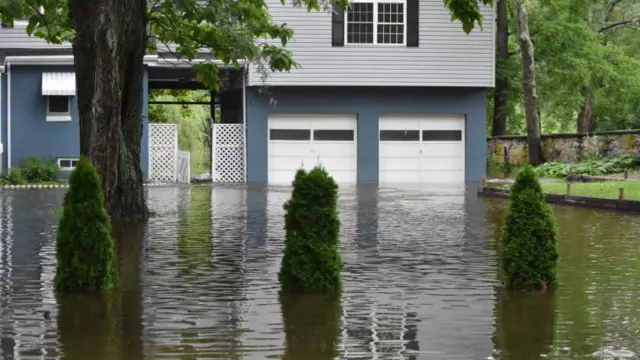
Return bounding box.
[41,72,76,96]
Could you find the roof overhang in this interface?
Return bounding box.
[3,54,246,69]
[42,72,76,96]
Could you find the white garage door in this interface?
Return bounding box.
[379,115,465,183]
[268,114,357,184]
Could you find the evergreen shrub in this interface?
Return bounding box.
[54,156,119,293]
[500,165,559,291]
[279,167,343,293]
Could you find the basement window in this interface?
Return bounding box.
[46,96,72,122]
[57,158,79,171]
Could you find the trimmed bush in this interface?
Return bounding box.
[279,167,343,293]
[54,156,118,293]
[500,165,559,291]
[20,156,60,183]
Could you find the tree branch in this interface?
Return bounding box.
[599,19,637,32]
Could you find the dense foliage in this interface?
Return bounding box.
[54,156,118,293]
[534,156,640,178]
[490,0,640,135]
[279,167,343,293]
[500,165,559,291]
[20,156,60,182]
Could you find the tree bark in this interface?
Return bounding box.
[513,0,545,165]
[492,0,509,136]
[577,91,595,133]
[69,0,148,220]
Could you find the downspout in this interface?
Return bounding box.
[6,62,10,169]
[0,66,3,173]
[242,68,247,182]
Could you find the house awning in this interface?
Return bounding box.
[42,72,76,96]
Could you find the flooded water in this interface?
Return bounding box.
[0,184,639,359]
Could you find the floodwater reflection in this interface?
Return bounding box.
[0,184,639,359]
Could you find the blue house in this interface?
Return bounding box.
[0,0,494,184]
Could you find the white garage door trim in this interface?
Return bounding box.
[268,114,358,184]
[379,114,465,183]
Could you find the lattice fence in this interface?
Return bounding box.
[212,123,245,182]
[149,123,178,182]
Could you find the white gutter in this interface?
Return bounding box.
[150,57,247,68]
[4,54,160,66]
[6,62,11,169]
[0,67,2,172]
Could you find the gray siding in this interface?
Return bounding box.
[248,0,494,87]
[0,25,71,49]
[4,65,149,179]
[245,86,487,182]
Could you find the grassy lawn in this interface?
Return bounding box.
[540,181,640,201]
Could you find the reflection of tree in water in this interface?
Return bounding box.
[280,292,342,360]
[112,220,145,360]
[57,292,121,360]
[176,186,214,279]
[492,290,556,360]
[58,219,146,360]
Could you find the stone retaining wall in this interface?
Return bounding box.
[488,130,640,165]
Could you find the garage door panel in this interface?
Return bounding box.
[419,157,464,171]
[380,171,420,183]
[420,116,465,130]
[317,157,357,171]
[314,143,357,157]
[270,157,314,171]
[421,143,464,158]
[324,170,357,183]
[380,157,421,171]
[379,143,421,157]
[269,118,311,130]
[269,170,300,183]
[378,116,421,130]
[420,170,465,183]
[311,117,357,130]
[269,142,313,157]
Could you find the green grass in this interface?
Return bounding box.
[540,181,640,201]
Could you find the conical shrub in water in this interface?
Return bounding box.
[54,156,118,293]
[500,165,559,291]
[279,167,343,293]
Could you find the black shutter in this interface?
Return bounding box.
[332,4,345,46]
[406,0,419,47]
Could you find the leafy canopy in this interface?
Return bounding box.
[0,0,491,89]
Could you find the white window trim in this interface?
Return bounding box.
[46,96,72,122]
[57,158,79,171]
[344,0,407,46]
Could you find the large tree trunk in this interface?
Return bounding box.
[513,0,545,165]
[577,92,594,133]
[69,0,148,220]
[492,0,509,136]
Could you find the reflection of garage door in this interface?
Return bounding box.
[268,114,357,183]
[379,115,465,183]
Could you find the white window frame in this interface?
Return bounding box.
[57,158,79,171]
[46,96,72,122]
[344,0,407,46]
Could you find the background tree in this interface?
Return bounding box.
[0,0,493,220]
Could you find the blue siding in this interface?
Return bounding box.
[1,73,5,171]
[246,86,487,183]
[5,65,149,179]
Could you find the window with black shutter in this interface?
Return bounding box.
[333,0,418,47]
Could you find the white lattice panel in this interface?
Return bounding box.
[212,124,245,182]
[149,123,178,182]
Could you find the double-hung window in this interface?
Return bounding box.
[332,0,418,47]
[346,0,406,45]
